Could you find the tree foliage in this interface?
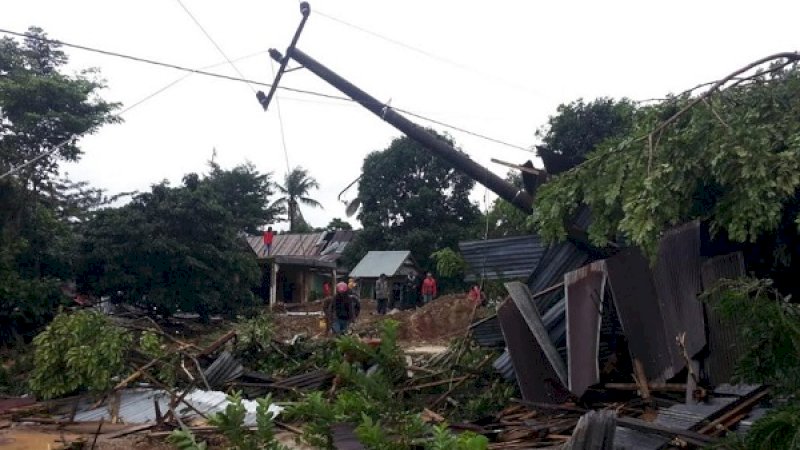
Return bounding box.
[272,166,321,232]
[535,97,635,175]
[344,134,480,271]
[0,27,120,187]
[707,278,800,450]
[77,163,278,319]
[483,172,533,238]
[534,62,800,258]
[29,310,132,399]
[0,27,118,342]
[325,217,353,231]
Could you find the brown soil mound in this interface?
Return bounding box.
[271,294,486,344]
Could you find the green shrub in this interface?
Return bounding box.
[29,310,132,399]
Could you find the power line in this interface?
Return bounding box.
[174,0,257,94]
[314,8,550,100]
[0,50,266,181]
[0,28,532,153]
[270,59,292,175]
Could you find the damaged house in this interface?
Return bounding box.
[246,230,355,305]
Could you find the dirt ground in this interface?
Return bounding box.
[0,426,310,450]
[272,293,488,345]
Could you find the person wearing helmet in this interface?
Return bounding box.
[327,281,360,335]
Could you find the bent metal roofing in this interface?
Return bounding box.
[246,230,355,269]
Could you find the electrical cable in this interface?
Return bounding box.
[0,50,264,181]
[270,59,292,175]
[314,8,549,99]
[175,0,257,94]
[0,28,533,153]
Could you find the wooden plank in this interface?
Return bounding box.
[505,281,567,386]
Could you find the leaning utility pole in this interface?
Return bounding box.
[256,2,535,214]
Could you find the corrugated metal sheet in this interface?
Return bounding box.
[565,262,606,398]
[459,235,546,281]
[653,221,706,367]
[613,426,667,450]
[247,232,325,259]
[204,351,244,389]
[653,384,763,431]
[247,231,355,269]
[605,249,675,382]
[349,251,417,279]
[492,349,516,381]
[528,241,590,314]
[491,297,568,382]
[506,282,567,386]
[564,410,616,450]
[71,388,283,425]
[499,283,570,403]
[701,252,746,386]
[470,315,505,348]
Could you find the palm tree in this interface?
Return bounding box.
[273,167,322,231]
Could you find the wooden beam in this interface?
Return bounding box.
[491,158,546,176]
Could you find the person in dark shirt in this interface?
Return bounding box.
[326,282,360,335]
[375,274,390,315]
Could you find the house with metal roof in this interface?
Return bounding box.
[246,230,355,305]
[348,250,420,301]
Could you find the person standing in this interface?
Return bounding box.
[263,226,275,256]
[375,274,390,315]
[421,272,438,305]
[467,284,484,306]
[404,274,418,309]
[327,282,360,335]
[322,281,331,298]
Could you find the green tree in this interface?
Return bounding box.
[273,167,321,232]
[483,172,533,238]
[77,164,277,320]
[533,57,800,291]
[0,27,118,342]
[535,97,635,174]
[344,134,480,272]
[325,218,353,231]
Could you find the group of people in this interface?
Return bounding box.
[375,272,438,315]
[321,272,440,334]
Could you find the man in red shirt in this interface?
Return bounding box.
[421,272,437,305]
[263,226,274,256]
[322,281,332,298]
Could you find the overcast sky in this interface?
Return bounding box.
[4,1,800,230]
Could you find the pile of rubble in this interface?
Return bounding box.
[0,221,778,449]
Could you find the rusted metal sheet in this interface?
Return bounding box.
[497,298,570,403]
[701,252,746,385]
[565,262,606,398]
[506,281,568,387]
[653,221,706,366]
[604,249,675,382]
